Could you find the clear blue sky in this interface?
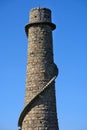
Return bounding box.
[0,0,87,130]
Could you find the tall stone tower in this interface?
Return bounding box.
[18,7,59,130]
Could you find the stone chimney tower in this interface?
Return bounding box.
[18,7,59,130]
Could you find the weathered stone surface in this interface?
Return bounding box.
[19,7,59,130]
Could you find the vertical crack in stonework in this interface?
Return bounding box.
[18,7,59,130]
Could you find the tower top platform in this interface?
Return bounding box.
[30,7,51,12]
[25,7,56,36]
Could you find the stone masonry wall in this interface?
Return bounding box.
[20,8,59,130]
[25,25,53,106]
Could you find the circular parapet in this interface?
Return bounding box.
[29,7,52,23]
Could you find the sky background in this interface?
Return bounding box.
[0,0,87,130]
